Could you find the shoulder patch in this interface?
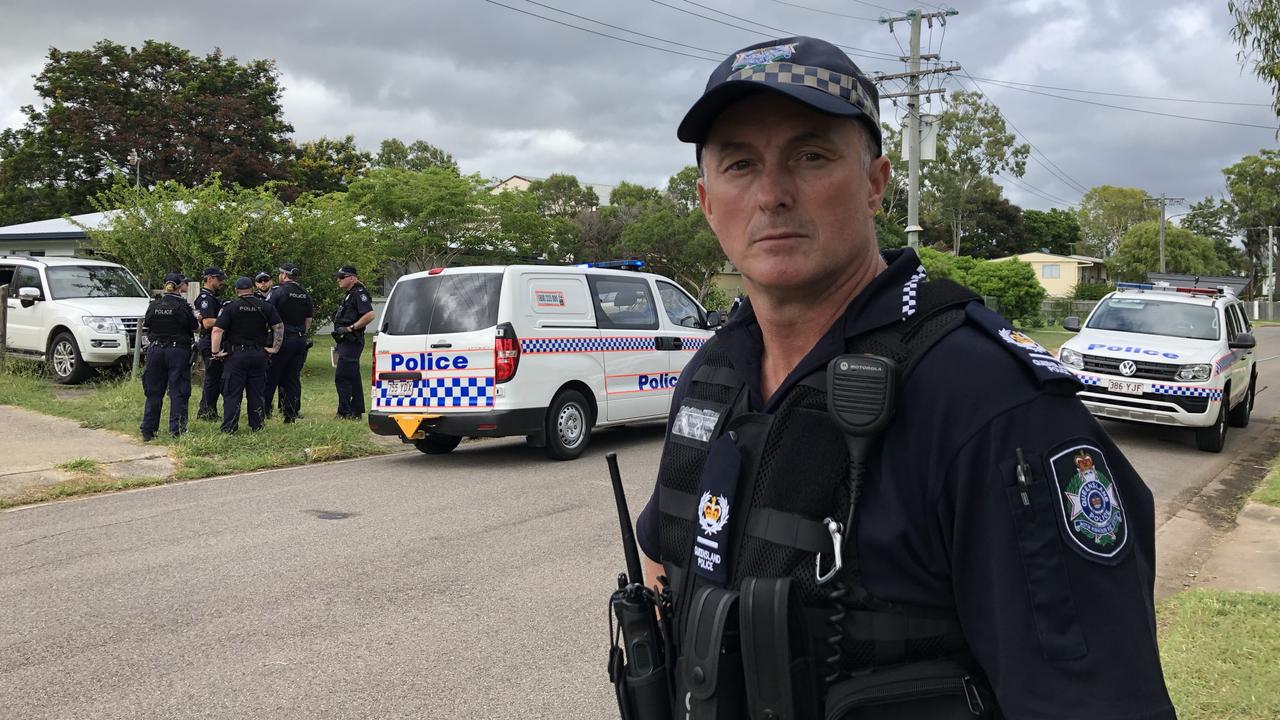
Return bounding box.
[965,303,1081,394]
[1046,443,1130,564]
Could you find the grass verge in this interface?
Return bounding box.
[0,337,394,505]
[1159,589,1280,719]
[1256,454,1280,508]
[0,475,172,510]
[1022,328,1074,353]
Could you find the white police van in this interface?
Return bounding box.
[1057,282,1257,453]
[367,261,720,459]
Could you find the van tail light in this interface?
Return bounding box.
[495,322,520,383]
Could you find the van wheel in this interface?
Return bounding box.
[1229,375,1256,428]
[545,389,591,460]
[1195,400,1228,453]
[49,332,93,385]
[414,433,462,455]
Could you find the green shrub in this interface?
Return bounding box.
[1073,281,1112,300]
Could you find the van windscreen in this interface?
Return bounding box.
[384,272,502,335]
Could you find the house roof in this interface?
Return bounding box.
[992,251,1094,265]
[0,211,116,242]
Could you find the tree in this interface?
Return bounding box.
[1075,185,1157,257]
[0,39,292,225]
[479,188,577,262]
[374,138,458,173]
[346,167,488,272]
[1182,196,1246,274]
[282,135,371,199]
[953,177,1025,259]
[82,177,379,323]
[916,247,1044,320]
[1223,149,1280,287]
[1229,0,1280,117]
[921,90,1030,253]
[527,174,599,218]
[618,204,724,299]
[1107,221,1230,282]
[666,166,701,214]
[1022,208,1082,256]
[609,181,663,210]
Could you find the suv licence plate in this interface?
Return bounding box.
[387,380,414,396]
[1107,380,1143,396]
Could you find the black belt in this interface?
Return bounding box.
[229,344,262,351]
[149,340,188,348]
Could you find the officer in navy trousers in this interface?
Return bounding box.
[139,272,198,441]
[195,267,227,420]
[211,276,284,433]
[265,262,314,423]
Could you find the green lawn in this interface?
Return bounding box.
[0,337,394,506]
[1254,454,1280,509]
[1022,328,1075,353]
[1159,590,1280,719]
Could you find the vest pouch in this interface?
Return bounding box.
[680,586,744,720]
[823,660,994,720]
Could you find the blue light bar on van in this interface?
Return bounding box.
[1116,282,1154,290]
[576,259,647,271]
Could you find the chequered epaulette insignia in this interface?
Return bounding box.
[965,303,1081,393]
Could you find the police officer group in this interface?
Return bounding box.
[139,262,373,439]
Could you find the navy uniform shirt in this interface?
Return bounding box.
[195,288,223,336]
[636,248,1174,720]
[334,282,374,330]
[143,292,198,344]
[268,281,315,332]
[214,296,283,348]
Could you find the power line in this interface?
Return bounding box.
[968,75,1272,108]
[955,72,1090,196]
[997,172,1077,208]
[646,0,903,64]
[480,0,720,61]
[520,0,726,56]
[976,76,1280,130]
[765,0,879,22]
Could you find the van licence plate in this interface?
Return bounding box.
[1107,380,1143,396]
[386,380,414,396]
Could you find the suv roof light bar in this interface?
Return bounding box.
[576,259,646,271]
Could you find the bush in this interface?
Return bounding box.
[700,285,732,314]
[918,248,1046,321]
[1073,281,1112,300]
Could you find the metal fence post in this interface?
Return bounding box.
[0,284,8,369]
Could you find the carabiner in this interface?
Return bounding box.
[815,517,844,585]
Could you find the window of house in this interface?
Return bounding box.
[1041,264,1061,279]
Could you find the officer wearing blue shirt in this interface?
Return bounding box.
[139,272,198,441]
[264,262,314,423]
[632,36,1174,720]
[331,266,374,420]
[195,267,227,420]
[211,276,284,433]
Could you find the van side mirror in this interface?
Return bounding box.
[704,310,723,329]
[1062,316,1081,332]
[18,286,41,307]
[1229,332,1256,350]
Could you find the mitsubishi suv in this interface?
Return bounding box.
[1057,282,1257,452]
[1,256,151,383]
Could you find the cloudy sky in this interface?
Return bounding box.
[1,0,1275,212]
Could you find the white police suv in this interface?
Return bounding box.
[1057,282,1257,452]
[2,255,151,383]
[367,261,720,460]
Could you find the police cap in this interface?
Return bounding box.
[333,265,358,278]
[202,267,226,279]
[254,272,272,283]
[234,276,254,291]
[278,262,300,277]
[163,272,184,285]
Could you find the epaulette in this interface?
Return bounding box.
[965,303,1081,395]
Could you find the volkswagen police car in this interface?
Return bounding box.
[1057,282,1257,452]
[368,261,720,460]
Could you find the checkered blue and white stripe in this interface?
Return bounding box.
[1151,384,1223,400]
[521,337,657,354]
[375,377,496,408]
[902,265,927,318]
[681,336,708,351]
[1075,374,1102,386]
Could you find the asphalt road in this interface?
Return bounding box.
[4,328,1280,719]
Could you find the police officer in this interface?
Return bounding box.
[139,272,198,441]
[264,262,314,423]
[210,276,283,434]
[254,271,273,299]
[631,37,1175,719]
[194,267,227,420]
[331,265,374,420]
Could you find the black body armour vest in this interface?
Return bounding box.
[655,280,988,716]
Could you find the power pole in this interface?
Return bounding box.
[1148,193,1185,274]
[878,9,960,249]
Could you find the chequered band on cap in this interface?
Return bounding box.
[726,62,879,126]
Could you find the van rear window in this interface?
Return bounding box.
[384,272,502,335]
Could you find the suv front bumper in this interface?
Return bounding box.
[1074,372,1221,428]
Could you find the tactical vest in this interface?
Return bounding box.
[655,279,996,719]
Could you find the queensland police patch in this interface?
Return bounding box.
[1048,444,1128,561]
